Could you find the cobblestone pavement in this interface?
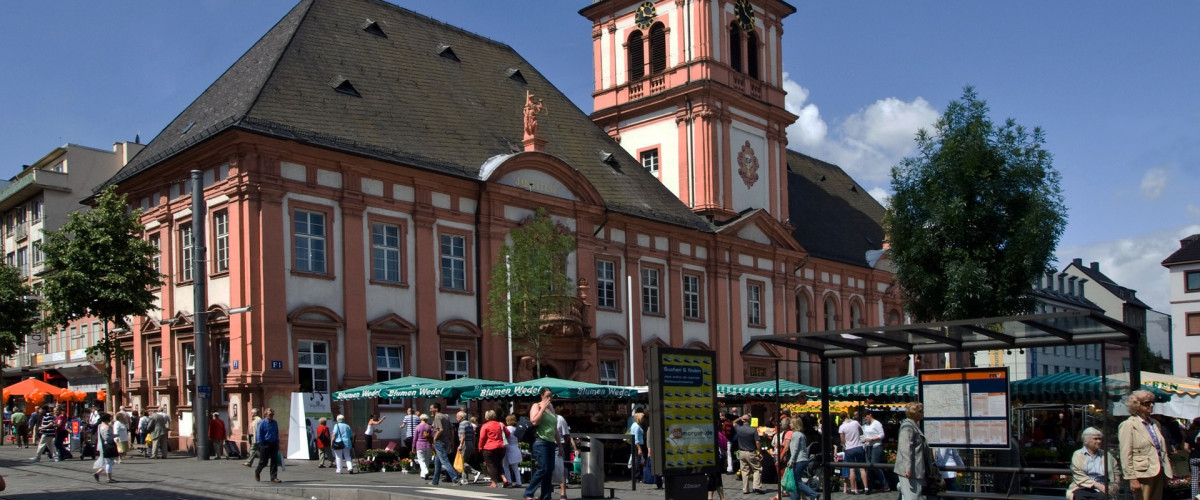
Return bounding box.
[0,443,874,500]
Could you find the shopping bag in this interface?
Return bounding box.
[277,450,287,472]
[453,451,465,474]
[781,467,796,493]
[552,453,565,484]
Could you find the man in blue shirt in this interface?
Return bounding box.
[255,408,282,483]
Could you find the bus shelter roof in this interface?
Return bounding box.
[745,310,1135,360]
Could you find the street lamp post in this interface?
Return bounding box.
[191,170,211,461]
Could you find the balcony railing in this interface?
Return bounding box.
[14,223,27,242]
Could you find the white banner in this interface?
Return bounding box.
[286,392,332,460]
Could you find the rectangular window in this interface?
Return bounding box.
[298,340,330,393]
[1190,354,1200,378]
[16,246,27,277]
[376,346,405,404]
[149,234,161,275]
[179,223,194,282]
[32,199,42,221]
[600,360,619,386]
[683,274,702,320]
[1188,271,1200,293]
[152,347,162,386]
[218,340,230,403]
[183,344,195,406]
[440,233,466,291]
[294,210,327,274]
[596,260,616,309]
[1188,313,1200,336]
[372,223,402,283]
[125,356,135,389]
[640,149,659,173]
[641,267,661,314]
[213,210,229,273]
[747,282,763,326]
[444,349,469,380]
[32,240,42,266]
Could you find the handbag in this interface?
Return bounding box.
[453,451,465,474]
[103,439,118,457]
[781,467,797,493]
[333,439,345,450]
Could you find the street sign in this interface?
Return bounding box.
[232,360,239,370]
[271,360,283,369]
[198,385,211,399]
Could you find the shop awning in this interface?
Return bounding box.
[829,375,917,400]
[717,379,816,399]
[1107,371,1200,396]
[332,376,439,401]
[382,377,502,400]
[459,377,640,402]
[1010,372,1171,403]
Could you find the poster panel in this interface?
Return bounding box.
[919,367,1009,448]
[647,346,718,477]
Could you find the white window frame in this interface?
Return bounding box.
[218,340,231,403]
[640,149,659,173]
[376,345,405,404]
[213,210,229,273]
[298,340,330,394]
[371,223,402,283]
[444,349,469,379]
[747,283,762,326]
[180,224,194,282]
[440,234,466,291]
[596,260,616,309]
[294,210,327,274]
[642,267,661,314]
[683,274,701,319]
[600,360,619,385]
[149,234,161,275]
[152,347,162,386]
[183,344,196,406]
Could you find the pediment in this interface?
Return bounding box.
[717,209,804,252]
[496,169,579,201]
[478,152,604,205]
[367,313,417,334]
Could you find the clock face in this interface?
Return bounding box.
[635,2,657,30]
[734,0,755,31]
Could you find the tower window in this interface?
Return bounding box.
[747,31,760,79]
[628,31,645,81]
[649,23,667,75]
[640,149,659,173]
[729,24,742,73]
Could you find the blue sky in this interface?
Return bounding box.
[2,1,1197,310]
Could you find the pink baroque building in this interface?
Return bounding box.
[103,0,903,450]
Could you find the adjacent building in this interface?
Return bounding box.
[1164,234,1200,376]
[0,142,142,390]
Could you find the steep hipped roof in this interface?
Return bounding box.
[1066,258,1149,310]
[785,150,887,267]
[107,0,710,232]
[1162,234,1200,266]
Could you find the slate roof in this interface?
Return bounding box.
[785,150,887,267]
[106,0,710,233]
[1162,234,1200,266]
[1066,258,1149,309]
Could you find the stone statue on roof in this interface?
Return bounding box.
[523,90,544,139]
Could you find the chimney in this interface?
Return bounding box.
[1183,234,1200,246]
[1072,257,1083,267]
[1090,261,1100,271]
[1057,273,1067,293]
[1068,276,1077,296]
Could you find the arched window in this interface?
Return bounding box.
[887,309,901,326]
[796,292,810,333]
[747,31,759,79]
[823,297,838,330]
[649,23,667,75]
[628,30,645,81]
[850,301,863,329]
[728,23,742,73]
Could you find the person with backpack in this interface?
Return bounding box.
[315,417,333,468]
[331,415,355,474]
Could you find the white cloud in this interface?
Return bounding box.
[1056,224,1200,312]
[782,73,938,187]
[868,187,890,206]
[1187,204,1200,219]
[1140,167,1168,200]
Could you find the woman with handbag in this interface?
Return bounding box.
[91,413,118,483]
[332,415,356,474]
[894,402,929,500]
[1068,427,1121,500]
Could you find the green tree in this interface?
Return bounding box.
[0,264,39,358]
[885,87,1067,322]
[40,185,162,410]
[485,207,576,378]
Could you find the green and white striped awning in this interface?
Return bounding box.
[1010,372,1171,403]
[829,375,917,400]
[381,377,502,400]
[459,376,640,402]
[718,379,816,398]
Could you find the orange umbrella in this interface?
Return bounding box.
[96,389,106,401]
[4,378,63,396]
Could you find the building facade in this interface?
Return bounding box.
[1164,234,1200,376]
[0,142,141,391]
[104,0,902,450]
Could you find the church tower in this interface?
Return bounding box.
[580,0,798,223]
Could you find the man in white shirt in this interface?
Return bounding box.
[862,410,890,492]
[839,412,869,494]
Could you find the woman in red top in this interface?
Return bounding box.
[477,409,511,488]
[315,417,332,468]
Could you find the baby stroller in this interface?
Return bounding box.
[798,441,826,492]
[79,425,99,460]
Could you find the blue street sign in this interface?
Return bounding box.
[271,360,283,370]
[198,385,211,398]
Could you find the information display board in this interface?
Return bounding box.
[647,347,719,477]
[919,367,1009,448]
